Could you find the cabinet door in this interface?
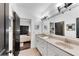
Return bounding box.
[36,36,43,48]
[48,43,57,56]
[36,36,48,56]
[36,37,43,54]
[40,39,48,56]
[36,36,44,55]
[48,43,71,56]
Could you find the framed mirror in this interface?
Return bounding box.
[66,24,75,31]
[50,22,55,34]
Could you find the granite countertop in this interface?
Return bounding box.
[37,34,79,56]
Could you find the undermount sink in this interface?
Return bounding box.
[40,34,47,37]
[42,36,53,39]
[42,36,49,39]
[39,34,49,39]
[55,42,73,49]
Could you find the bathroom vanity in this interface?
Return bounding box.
[36,34,79,56]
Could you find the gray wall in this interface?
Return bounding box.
[0,3,4,52]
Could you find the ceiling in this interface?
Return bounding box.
[10,3,57,20]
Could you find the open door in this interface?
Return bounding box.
[13,12,20,56]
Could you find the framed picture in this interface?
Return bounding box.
[35,25,39,30]
[66,24,75,31]
[44,25,47,30]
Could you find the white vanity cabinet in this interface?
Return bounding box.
[36,35,72,56]
[47,43,71,56]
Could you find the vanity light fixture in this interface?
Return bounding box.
[57,3,73,13]
[41,16,48,21]
[64,3,72,8]
[56,3,64,13]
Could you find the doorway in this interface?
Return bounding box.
[20,26,31,50]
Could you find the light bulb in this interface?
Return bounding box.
[56,3,63,7]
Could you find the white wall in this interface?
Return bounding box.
[42,5,79,38]
[9,4,13,56]
[31,17,42,48]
